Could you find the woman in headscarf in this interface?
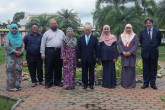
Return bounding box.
[99,25,118,89]
[4,24,24,92]
[61,27,77,89]
[119,24,139,89]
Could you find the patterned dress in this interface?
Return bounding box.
[4,36,24,91]
[61,40,77,89]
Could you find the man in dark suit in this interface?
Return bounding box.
[140,17,162,90]
[78,25,98,89]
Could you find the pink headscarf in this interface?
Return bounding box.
[99,25,117,46]
[120,24,136,47]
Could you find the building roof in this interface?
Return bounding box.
[160,29,165,32]
[0,29,26,32]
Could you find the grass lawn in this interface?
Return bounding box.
[0,96,16,110]
[159,46,165,53]
[0,47,6,65]
[137,46,165,61]
[0,47,26,65]
[159,54,165,62]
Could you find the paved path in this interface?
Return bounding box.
[0,63,165,110]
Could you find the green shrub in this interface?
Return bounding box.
[95,63,103,78]
[22,66,82,78]
[22,57,161,79]
[96,57,143,78]
[160,96,165,102]
[73,34,80,39]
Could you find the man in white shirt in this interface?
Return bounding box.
[40,19,65,88]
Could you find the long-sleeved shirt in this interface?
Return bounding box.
[40,29,65,56]
[23,33,42,55]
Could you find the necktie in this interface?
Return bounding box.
[148,29,151,42]
[86,36,89,45]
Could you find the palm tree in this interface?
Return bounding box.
[132,0,159,28]
[133,0,157,16]
[93,6,144,38]
[95,0,134,8]
[157,0,165,28]
[55,9,81,33]
[25,14,54,34]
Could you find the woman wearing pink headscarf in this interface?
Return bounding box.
[99,25,118,89]
[119,24,139,89]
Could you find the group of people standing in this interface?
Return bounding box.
[4,17,161,92]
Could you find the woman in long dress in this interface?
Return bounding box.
[61,27,77,89]
[4,24,24,92]
[118,24,139,89]
[99,25,118,88]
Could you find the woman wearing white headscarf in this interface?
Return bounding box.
[61,27,77,89]
[119,24,139,89]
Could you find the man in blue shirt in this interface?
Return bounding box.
[24,23,45,87]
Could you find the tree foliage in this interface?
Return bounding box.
[157,0,165,28]
[25,9,81,34]
[93,0,162,39]
[25,14,54,34]
[93,6,144,38]
[55,9,81,33]
[12,12,25,24]
[0,23,8,29]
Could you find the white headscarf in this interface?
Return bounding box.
[120,24,136,47]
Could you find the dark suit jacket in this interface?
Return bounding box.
[139,27,162,59]
[78,34,98,63]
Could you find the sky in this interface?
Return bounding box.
[0,0,96,25]
[0,0,162,25]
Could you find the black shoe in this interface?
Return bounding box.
[17,87,22,91]
[45,85,51,89]
[141,85,149,89]
[58,83,63,87]
[151,85,158,90]
[54,83,63,87]
[89,85,94,90]
[82,85,87,89]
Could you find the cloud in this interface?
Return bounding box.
[0,0,96,25]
